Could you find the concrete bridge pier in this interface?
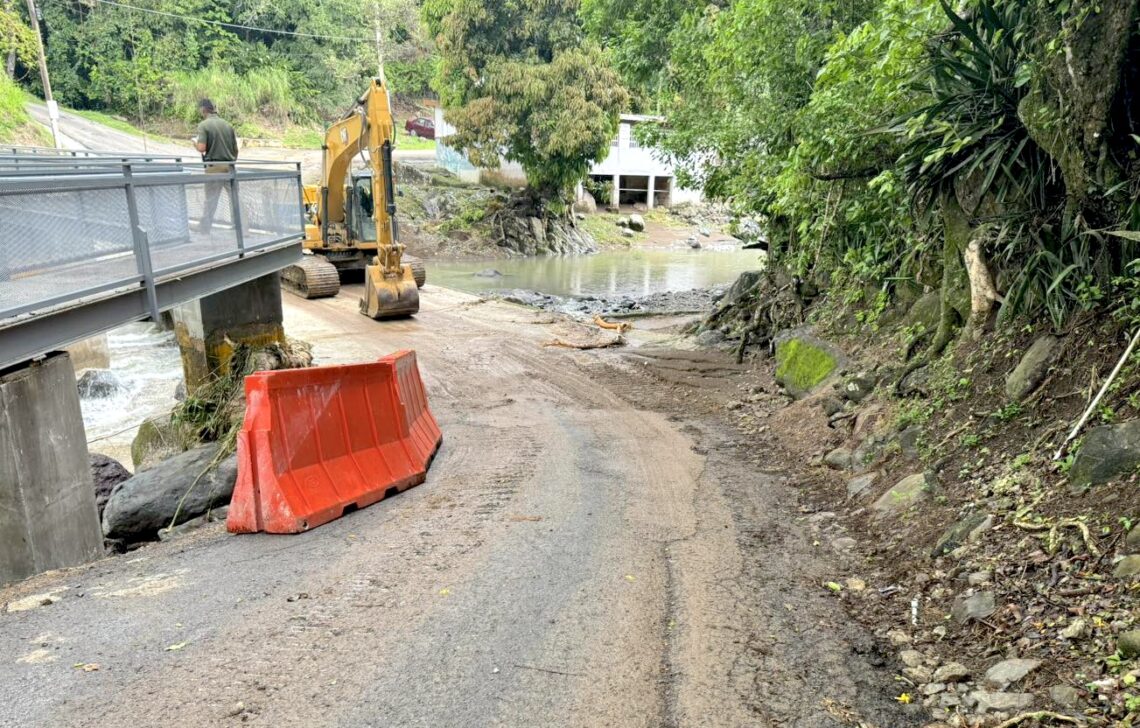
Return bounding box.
[0,352,103,585]
[171,273,286,391]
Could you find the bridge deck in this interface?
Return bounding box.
[0,154,303,370]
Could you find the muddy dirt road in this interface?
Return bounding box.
[0,285,919,727]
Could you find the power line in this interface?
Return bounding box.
[89,0,373,43]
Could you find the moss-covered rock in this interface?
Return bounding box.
[1005,335,1059,401]
[774,333,840,397]
[130,416,198,472]
[1068,420,1140,487]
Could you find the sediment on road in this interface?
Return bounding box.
[0,284,922,727]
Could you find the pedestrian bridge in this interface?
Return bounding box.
[0,150,303,370]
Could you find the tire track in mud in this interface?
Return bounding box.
[575,349,924,728]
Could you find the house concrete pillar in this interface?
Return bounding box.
[171,273,285,391]
[0,352,104,585]
[611,174,620,209]
[647,175,656,209]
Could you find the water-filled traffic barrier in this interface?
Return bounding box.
[227,350,441,534]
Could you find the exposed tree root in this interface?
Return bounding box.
[1013,518,1101,556]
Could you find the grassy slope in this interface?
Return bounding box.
[0,79,51,146]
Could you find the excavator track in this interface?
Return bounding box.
[282,255,341,299]
[403,255,427,288]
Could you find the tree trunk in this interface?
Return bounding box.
[1019,1,1139,221]
[895,190,972,392]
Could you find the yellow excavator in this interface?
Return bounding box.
[283,77,424,318]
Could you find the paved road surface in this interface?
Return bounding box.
[0,286,918,727]
[24,103,434,183]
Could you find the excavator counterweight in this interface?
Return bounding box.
[283,77,423,318]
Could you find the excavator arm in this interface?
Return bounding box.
[320,78,398,262]
[313,77,419,318]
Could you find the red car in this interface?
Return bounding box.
[404,116,435,139]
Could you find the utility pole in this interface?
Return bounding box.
[373,3,385,81]
[24,0,61,148]
[375,25,384,79]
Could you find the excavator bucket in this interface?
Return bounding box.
[360,262,419,318]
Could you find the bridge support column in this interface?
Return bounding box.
[171,273,286,391]
[0,352,103,585]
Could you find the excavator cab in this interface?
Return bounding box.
[348,172,378,243]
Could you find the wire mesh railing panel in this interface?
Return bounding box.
[239,176,304,249]
[0,187,138,316]
[146,180,241,274]
[0,157,302,323]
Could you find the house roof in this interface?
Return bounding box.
[619,113,664,123]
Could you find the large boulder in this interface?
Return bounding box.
[774,331,841,398]
[872,473,933,518]
[422,190,458,220]
[90,453,131,518]
[573,191,598,214]
[102,445,237,543]
[1006,335,1059,401]
[718,271,764,309]
[1068,419,1140,486]
[76,369,125,399]
[901,291,942,335]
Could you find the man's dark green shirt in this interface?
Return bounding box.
[196,115,239,162]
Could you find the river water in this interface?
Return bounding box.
[79,323,183,468]
[81,244,761,463]
[428,244,762,298]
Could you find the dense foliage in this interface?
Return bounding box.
[16,0,436,132]
[595,0,1140,335]
[424,0,627,198]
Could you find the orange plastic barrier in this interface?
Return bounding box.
[227,350,442,534]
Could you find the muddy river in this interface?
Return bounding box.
[428,244,762,298]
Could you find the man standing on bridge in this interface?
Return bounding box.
[193,99,238,235]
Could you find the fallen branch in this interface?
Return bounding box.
[542,336,624,350]
[1054,328,1140,460]
[1013,518,1100,556]
[993,710,1083,727]
[592,315,631,333]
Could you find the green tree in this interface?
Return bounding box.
[0,1,37,79]
[579,0,701,105]
[425,0,628,199]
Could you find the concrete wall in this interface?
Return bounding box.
[0,352,103,585]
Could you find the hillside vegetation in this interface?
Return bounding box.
[0,0,435,139]
[0,75,48,146]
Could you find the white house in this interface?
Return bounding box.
[433,110,702,209]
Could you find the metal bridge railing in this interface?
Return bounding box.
[0,155,304,329]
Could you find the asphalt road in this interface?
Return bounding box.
[0,286,920,727]
[24,103,435,184]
